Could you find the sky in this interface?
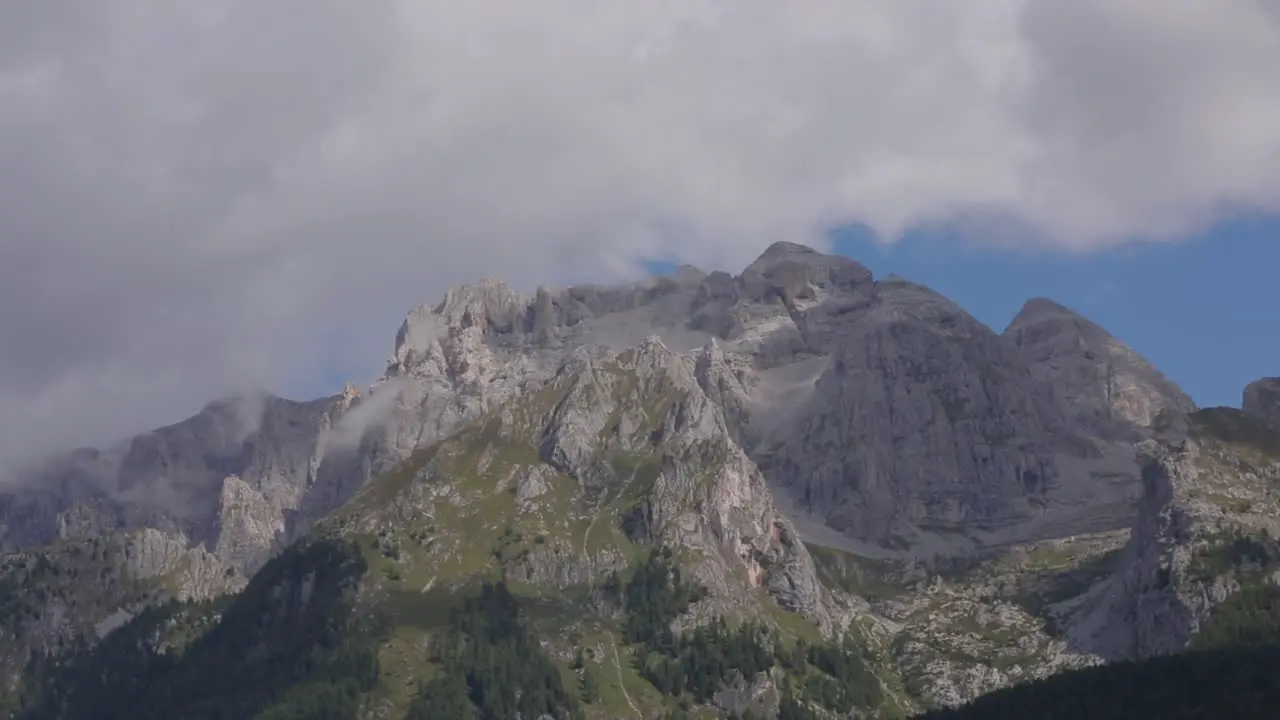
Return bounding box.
[2,0,1279,469]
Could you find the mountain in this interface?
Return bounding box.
[3,242,1275,719]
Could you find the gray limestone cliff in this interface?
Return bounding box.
[761,278,1065,551]
[325,335,846,633]
[1005,298,1197,436]
[1060,407,1280,661]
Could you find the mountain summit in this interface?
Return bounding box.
[1005,297,1196,434]
[4,244,1273,719]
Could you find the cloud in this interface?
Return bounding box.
[2,0,1278,467]
[328,377,412,453]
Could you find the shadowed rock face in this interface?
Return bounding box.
[762,278,1065,548]
[1243,377,1280,429]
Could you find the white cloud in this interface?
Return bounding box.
[2,0,1278,466]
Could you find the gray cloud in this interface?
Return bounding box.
[2,0,1278,467]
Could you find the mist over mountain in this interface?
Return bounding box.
[3,243,1276,718]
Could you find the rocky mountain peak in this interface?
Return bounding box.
[748,240,821,264]
[436,276,526,319]
[392,277,528,362]
[1005,297,1195,432]
[742,241,874,299]
[1243,377,1280,429]
[1008,297,1075,322]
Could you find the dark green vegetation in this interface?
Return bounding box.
[613,546,708,648]
[639,617,775,701]
[1190,406,1280,457]
[2,530,896,720]
[0,533,182,716]
[10,542,585,720]
[1190,527,1280,583]
[1191,584,1280,651]
[407,581,583,720]
[921,585,1280,720]
[16,539,380,720]
[10,527,1278,720]
[916,647,1280,720]
[804,543,907,601]
[609,548,885,717]
[0,538,136,625]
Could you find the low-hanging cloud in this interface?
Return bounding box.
[327,377,413,453]
[2,0,1279,468]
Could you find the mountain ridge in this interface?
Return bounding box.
[2,241,1275,719]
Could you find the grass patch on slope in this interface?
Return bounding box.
[804,542,910,601]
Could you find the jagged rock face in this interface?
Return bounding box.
[0,449,127,552]
[690,241,877,366]
[1243,377,1280,429]
[712,669,782,718]
[215,476,286,570]
[311,274,718,519]
[555,341,825,617]
[1,391,356,575]
[120,527,246,601]
[328,336,843,631]
[1062,409,1280,661]
[1005,298,1197,435]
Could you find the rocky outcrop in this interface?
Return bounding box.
[214,476,285,571]
[1005,298,1197,436]
[122,527,245,601]
[1243,377,1280,430]
[690,241,877,366]
[1061,408,1280,661]
[328,335,846,633]
[712,669,782,718]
